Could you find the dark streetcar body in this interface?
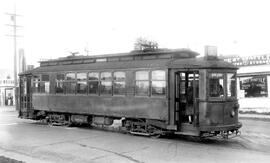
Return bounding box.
[18,49,242,138]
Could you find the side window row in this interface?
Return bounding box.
[32,70,166,97]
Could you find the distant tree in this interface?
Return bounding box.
[134,37,158,52]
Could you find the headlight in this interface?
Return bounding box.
[230,110,235,117]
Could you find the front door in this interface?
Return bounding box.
[175,71,199,130]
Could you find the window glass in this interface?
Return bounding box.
[209,73,224,97]
[88,81,99,94]
[32,75,50,94]
[57,74,65,80]
[113,72,125,81]
[88,72,99,80]
[152,81,166,96]
[32,76,39,93]
[152,70,165,80]
[77,73,87,81]
[239,76,268,97]
[114,82,126,95]
[136,81,149,96]
[77,81,87,94]
[56,74,65,94]
[113,72,126,95]
[100,81,112,94]
[101,72,112,80]
[66,73,76,80]
[88,72,99,95]
[65,82,76,94]
[41,74,49,81]
[135,71,149,96]
[100,72,112,95]
[227,73,236,97]
[151,70,166,96]
[136,71,149,80]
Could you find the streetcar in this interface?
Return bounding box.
[18,48,242,138]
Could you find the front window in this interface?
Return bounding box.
[209,73,224,97]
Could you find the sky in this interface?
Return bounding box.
[1,0,270,70]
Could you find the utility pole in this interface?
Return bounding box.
[5,5,23,87]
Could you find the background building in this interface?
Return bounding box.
[0,69,15,106]
[223,54,270,113]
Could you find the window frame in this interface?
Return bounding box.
[113,71,126,96]
[55,73,65,94]
[32,74,50,94]
[150,70,166,97]
[64,72,76,94]
[88,71,100,96]
[135,70,150,96]
[76,72,88,95]
[100,71,113,96]
[226,72,237,100]
[207,70,237,101]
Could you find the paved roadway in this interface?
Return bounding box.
[0,110,270,163]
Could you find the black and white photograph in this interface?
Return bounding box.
[0,0,270,162]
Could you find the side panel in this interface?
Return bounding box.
[32,94,169,121]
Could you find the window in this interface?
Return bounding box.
[135,71,149,96]
[32,74,50,93]
[227,73,236,97]
[32,76,40,93]
[151,70,166,96]
[209,73,224,97]
[88,72,99,94]
[65,72,76,94]
[77,73,87,94]
[113,72,126,95]
[56,74,64,94]
[239,76,268,97]
[100,72,112,95]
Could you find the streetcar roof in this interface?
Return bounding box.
[169,57,238,69]
[19,49,236,75]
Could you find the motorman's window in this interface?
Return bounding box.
[227,73,236,97]
[65,72,76,94]
[113,72,126,95]
[100,72,112,95]
[77,73,87,94]
[135,71,149,96]
[151,70,166,96]
[56,74,65,94]
[209,73,224,97]
[88,72,99,95]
